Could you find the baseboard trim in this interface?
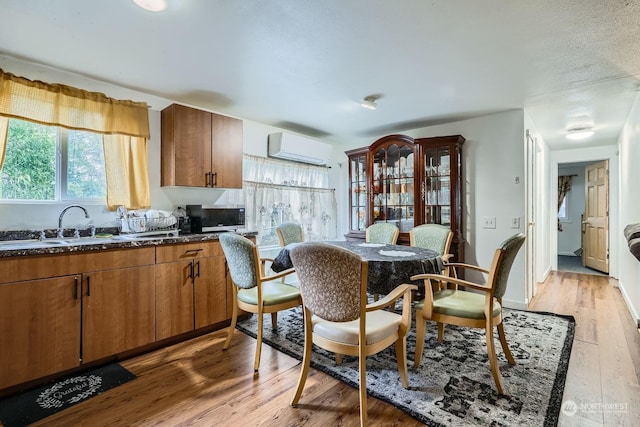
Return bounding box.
[618,279,640,327]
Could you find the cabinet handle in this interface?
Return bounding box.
[212,172,218,187]
[86,276,91,297]
[74,276,79,300]
[188,262,194,279]
[195,260,201,278]
[205,172,212,187]
[184,248,203,258]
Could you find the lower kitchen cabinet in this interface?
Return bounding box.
[0,247,156,391]
[82,265,156,363]
[155,241,228,340]
[0,275,81,389]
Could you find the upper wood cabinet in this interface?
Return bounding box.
[345,134,465,262]
[161,103,243,188]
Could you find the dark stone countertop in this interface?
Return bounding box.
[0,230,258,259]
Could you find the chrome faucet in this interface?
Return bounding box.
[58,205,90,238]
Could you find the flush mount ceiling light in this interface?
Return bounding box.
[566,127,594,141]
[132,0,168,12]
[360,96,378,110]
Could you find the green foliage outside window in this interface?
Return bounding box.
[0,119,106,201]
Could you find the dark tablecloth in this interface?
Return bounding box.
[271,240,443,295]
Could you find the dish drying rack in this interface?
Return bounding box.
[116,206,180,238]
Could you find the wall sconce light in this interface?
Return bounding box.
[360,96,378,110]
[566,127,594,141]
[132,0,168,12]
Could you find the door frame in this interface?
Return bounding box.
[549,146,619,278]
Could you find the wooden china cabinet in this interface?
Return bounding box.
[345,134,465,263]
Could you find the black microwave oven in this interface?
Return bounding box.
[186,205,246,233]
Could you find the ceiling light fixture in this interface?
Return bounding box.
[565,127,594,141]
[132,0,168,12]
[360,96,378,110]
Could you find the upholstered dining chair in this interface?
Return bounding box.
[219,232,301,372]
[409,224,453,262]
[276,222,304,247]
[411,233,526,395]
[289,243,416,427]
[365,222,399,245]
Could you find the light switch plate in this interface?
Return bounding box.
[482,216,496,229]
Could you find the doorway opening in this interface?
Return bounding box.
[556,160,609,276]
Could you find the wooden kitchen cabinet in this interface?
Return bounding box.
[345,134,465,262]
[82,264,156,363]
[0,247,156,390]
[0,275,81,389]
[155,241,228,340]
[161,103,243,188]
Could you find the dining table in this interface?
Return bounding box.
[269,240,443,295]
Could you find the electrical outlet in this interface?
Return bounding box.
[482,216,496,229]
[511,217,520,229]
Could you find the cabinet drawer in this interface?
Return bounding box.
[156,240,222,263]
[0,247,156,284]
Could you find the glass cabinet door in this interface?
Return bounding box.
[348,150,368,232]
[422,145,451,226]
[371,143,415,233]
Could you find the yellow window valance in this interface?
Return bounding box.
[0,68,150,138]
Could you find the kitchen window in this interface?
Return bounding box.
[0,118,106,202]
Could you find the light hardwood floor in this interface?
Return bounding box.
[19,271,640,426]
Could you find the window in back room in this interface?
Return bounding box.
[0,118,106,202]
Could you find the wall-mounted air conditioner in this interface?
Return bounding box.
[268,132,331,165]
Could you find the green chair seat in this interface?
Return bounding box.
[238,282,301,306]
[415,289,502,319]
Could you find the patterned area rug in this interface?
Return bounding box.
[237,307,575,427]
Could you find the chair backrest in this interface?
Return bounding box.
[219,232,259,289]
[409,224,453,255]
[290,243,367,322]
[276,223,304,247]
[365,223,399,244]
[489,233,526,299]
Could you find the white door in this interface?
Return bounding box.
[525,130,537,302]
[583,160,609,273]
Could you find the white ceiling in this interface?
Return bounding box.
[1,0,639,150]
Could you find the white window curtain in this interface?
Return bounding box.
[242,155,336,246]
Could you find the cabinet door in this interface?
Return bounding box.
[370,137,416,239]
[155,259,195,340]
[0,276,81,389]
[194,255,228,328]
[161,103,213,187]
[346,147,369,233]
[82,265,155,363]
[211,113,243,189]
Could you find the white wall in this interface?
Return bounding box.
[401,110,528,309]
[617,91,640,325]
[0,55,341,231]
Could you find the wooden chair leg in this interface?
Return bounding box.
[358,345,368,427]
[486,325,505,395]
[223,295,238,350]
[497,322,516,365]
[437,322,445,343]
[395,337,409,388]
[291,309,313,406]
[271,312,278,330]
[335,353,343,365]
[254,312,264,372]
[414,312,426,368]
